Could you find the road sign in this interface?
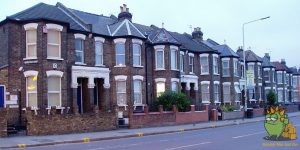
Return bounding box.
[246,70,254,89]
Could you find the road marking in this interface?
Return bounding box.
[83,138,91,143]
[136,133,144,136]
[17,144,26,148]
[232,131,265,139]
[164,142,212,150]
[179,128,185,132]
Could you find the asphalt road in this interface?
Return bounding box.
[15,116,300,150]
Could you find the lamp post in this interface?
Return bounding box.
[242,16,270,113]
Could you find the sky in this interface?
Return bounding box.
[1,0,300,68]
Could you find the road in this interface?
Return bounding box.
[14,116,300,150]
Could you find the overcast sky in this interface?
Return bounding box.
[1,0,299,67]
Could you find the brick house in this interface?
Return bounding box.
[273,60,290,104]
[0,2,299,134]
[291,68,300,102]
[262,53,276,102]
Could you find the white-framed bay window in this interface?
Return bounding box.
[74,34,86,64]
[46,70,63,107]
[201,81,210,103]
[257,63,262,78]
[24,70,38,107]
[213,54,219,75]
[95,37,105,66]
[155,45,165,70]
[277,71,283,84]
[133,75,144,105]
[155,78,166,97]
[170,46,178,70]
[24,23,38,59]
[277,88,283,103]
[222,58,230,77]
[189,53,194,74]
[223,82,231,103]
[171,78,179,92]
[234,59,238,76]
[114,38,126,67]
[46,24,63,59]
[132,39,142,67]
[115,75,127,106]
[214,81,219,103]
[180,51,184,72]
[200,54,209,74]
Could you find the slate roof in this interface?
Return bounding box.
[170,32,217,53]
[273,61,288,71]
[236,50,262,62]
[7,3,89,31]
[290,67,300,75]
[262,56,275,68]
[212,44,239,58]
[148,28,180,45]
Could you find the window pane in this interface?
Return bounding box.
[201,84,209,101]
[134,80,142,104]
[95,41,103,65]
[117,93,126,105]
[48,30,59,44]
[76,51,83,63]
[28,93,37,107]
[117,81,126,93]
[156,51,164,68]
[116,43,125,65]
[180,54,184,71]
[157,82,165,97]
[27,30,36,43]
[134,80,141,92]
[47,45,60,57]
[133,44,141,66]
[171,50,177,69]
[28,45,36,57]
[27,76,37,91]
[171,82,178,92]
[48,93,60,106]
[48,77,60,91]
[116,43,125,54]
[223,85,230,102]
[116,55,125,65]
[75,39,83,51]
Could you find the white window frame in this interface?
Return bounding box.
[155,78,166,97]
[277,71,283,84]
[115,75,127,106]
[74,34,86,64]
[213,54,219,75]
[257,65,262,79]
[277,88,283,102]
[200,54,209,75]
[180,51,184,72]
[132,43,142,67]
[46,24,63,60]
[234,59,238,77]
[214,82,219,103]
[133,80,142,105]
[155,45,165,70]
[222,58,230,77]
[223,82,231,103]
[46,70,63,107]
[24,23,38,60]
[189,53,194,74]
[95,37,105,66]
[201,81,210,103]
[171,78,180,92]
[170,46,178,70]
[24,70,38,108]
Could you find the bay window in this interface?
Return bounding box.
[277,89,283,102]
[115,43,126,66]
[222,59,230,77]
[201,82,210,102]
[200,55,209,74]
[213,55,219,74]
[116,80,126,105]
[277,71,282,84]
[133,43,141,66]
[95,37,104,66]
[171,48,178,70]
[171,82,178,92]
[156,82,165,97]
[155,49,164,69]
[47,24,63,59]
[133,80,142,105]
[234,59,238,76]
[189,54,194,73]
[180,52,184,72]
[223,84,230,103]
[214,83,219,102]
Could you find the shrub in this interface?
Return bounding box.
[221,105,234,112]
[267,90,277,106]
[154,91,192,112]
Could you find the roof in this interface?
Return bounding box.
[290,67,300,75]
[273,61,288,71]
[236,50,262,62]
[7,3,89,31]
[148,28,180,45]
[262,55,275,68]
[109,19,146,38]
[170,32,217,53]
[212,44,239,58]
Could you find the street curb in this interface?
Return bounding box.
[1,114,299,149]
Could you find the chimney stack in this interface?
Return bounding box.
[265,53,270,61]
[118,4,132,21]
[192,27,203,41]
[280,59,286,65]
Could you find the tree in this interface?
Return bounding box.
[267,90,277,106]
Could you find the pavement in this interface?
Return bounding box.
[1,112,300,149]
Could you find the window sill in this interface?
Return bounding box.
[75,62,87,65]
[189,72,194,75]
[95,64,106,67]
[222,75,230,77]
[155,68,166,71]
[200,73,209,75]
[214,101,221,104]
[23,57,37,61]
[133,65,144,68]
[114,65,126,68]
[214,73,220,76]
[47,57,64,61]
[202,101,211,104]
[171,69,179,71]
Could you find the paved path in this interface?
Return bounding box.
[1,112,300,149]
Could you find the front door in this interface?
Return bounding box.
[0,85,5,108]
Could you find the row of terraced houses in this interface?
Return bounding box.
[0,3,300,136]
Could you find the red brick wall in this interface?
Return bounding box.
[0,108,8,137]
[253,108,265,117]
[175,106,209,124]
[25,111,117,136]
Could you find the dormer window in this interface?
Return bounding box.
[24,23,38,60]
[46,24,63,60]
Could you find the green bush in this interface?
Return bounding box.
[221,105,234,112]
[267,90,277,106]
[154,91,192,112]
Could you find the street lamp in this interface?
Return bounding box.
[242,16,270,112]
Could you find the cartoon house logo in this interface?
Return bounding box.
[264,106,297,141]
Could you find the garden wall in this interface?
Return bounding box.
[0,108,7,137]
[25,109,117,136]
[129,105,209,128]
[222,111,244,120]
[252,108,265,117]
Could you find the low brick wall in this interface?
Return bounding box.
[25,110,117,136]
[129,105,209,128]
[0,108,8,137]
[222,111,244,120]
[253,108,265,117]
[284,105,299,113]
